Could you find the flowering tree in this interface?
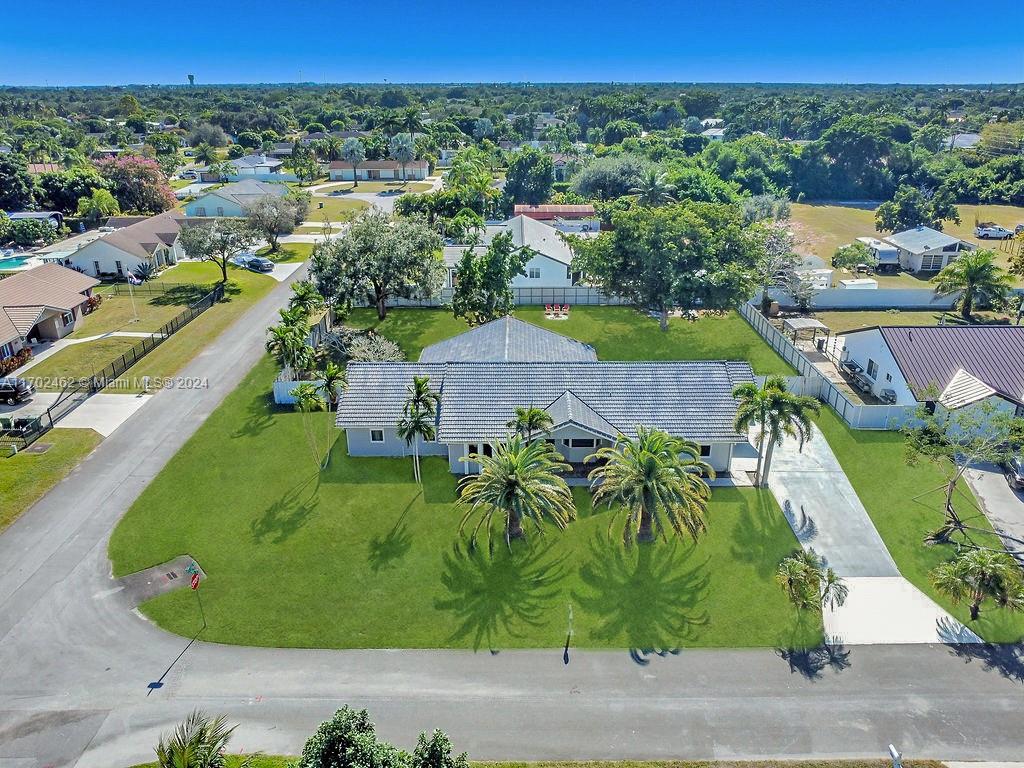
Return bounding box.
[94,155,176,214]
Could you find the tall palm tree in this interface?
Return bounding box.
[629,168,676,207]
[458,437,576,548]
[341,137,366,188]
[931,549,1024,621]
[155,711,248,768]
[734,377,820,488]
[293,382,330,470]
[402,106,424,135]
[506,406,553,441]
[288,280,324,317]
[405,374,440,418]
[265,324,312,373]
[397,406,435,484]
[389,132,416,183]
[587,427,713,546]
[318,361,346,410]
[74,188,120,225]
[933,249,1013,320]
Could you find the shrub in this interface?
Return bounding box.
[84,294,104,314]
[0,348,33,375]
[319,327,405,364]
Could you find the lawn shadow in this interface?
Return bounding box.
[572,534,710,657]
[434,538,566,652]
[946,643,1024,683]
[147,284,210,307]
[730,492,794,577]
[233,390,277,438]
[776,637,852,680]
[368,494,417,572]
[250,472,320,544]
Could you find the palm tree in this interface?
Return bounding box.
[458,437,576,548]
[155,711,249,768]
[265,324,312,373]
[506,406,553,441]
[734,377,820,488]
[74,188,120,225]
[775,549,848,612]
[288,280,324,317]
[402,106,424,135]
[318,361,346,410]
[931,549,1024,621]
[629,169,676,206]
[293,382,330,470]
[405,374,440,418]
[389,132,416,183]
[397,407,435,484]
[194,142,218,165]
[933,249,1013,321]
[587,426,713,546]
[341,138,366,188]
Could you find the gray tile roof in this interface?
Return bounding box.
[204,179,290,209]
[879,325,1024,405]
[418,317,597,363]
[883,226,967,255]
[543,390,618,439]
[337,360,754,444]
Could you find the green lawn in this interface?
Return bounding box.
[132,760,946,768]
[109,356,819,650]
[25,337,142,390]
[791,202,1024,287]
[816,408,1024,642]
[306,196,370,222]
[0,428,102,532]
[70,288,212,339]
[317,181,432,194]
[256,242,313,262]
[348,306,794,374]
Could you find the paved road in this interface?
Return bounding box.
[2,272,1024,765]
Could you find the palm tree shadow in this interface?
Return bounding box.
[233,390,278,438]
[947,643,1024,683]
[434,539,566,652]
[776,632,852,681]
[368,494,417,572]
[250,472,320,544]
[730,492,795,577]
[572,534,710,659]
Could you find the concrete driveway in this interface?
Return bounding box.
[965,462,1024,560]
[0,392,152,437]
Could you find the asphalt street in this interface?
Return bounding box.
[2,263,1024,766]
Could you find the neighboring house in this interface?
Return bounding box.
[836,325,1024,415]
[948,132,982,150]
[437,148,460,167]
[701,128,726,142]
[68,212,184,278]
[551,153,583,182]
[442,215,577,289]
[267,142,295,158]
[199,154,296,182]
[855,237,900,273]
[26,162,63,175]
[881,225,974,273]
[0,263,99,354]
[184,179,289,217]
[513,204,600,234]
[328,159,429,181]
[336,316,753,476]
[7,211,64,228]
[701,118,725,129]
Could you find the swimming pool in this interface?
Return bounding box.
[0,255,35,270]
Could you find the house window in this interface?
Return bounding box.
[61,312,74,326]
[699,445,711,457]
[0,342,13,358]
[867,359,879,379]
[482,444,493,458]
[196,206,207,216]
[528,267,541,279]
[370,430,384,443]
[570,438,595,449]
[92,260,100,276]
[115,261,123,276]
[216,206,225,216]
[885,373,892,382]
[448,268,457,288]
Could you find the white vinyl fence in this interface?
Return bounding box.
[759,287,960,310]
[740,302,917,430]
[371,285,629,308]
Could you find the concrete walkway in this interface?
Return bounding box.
[765,432,981,645]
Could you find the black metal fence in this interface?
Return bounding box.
[105,280,203,297]
[1,282,224,455]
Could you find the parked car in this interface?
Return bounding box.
[246,256,275,273]
[180,170,198,180]
[0,377,35,405]
[975,225,1014,239]
[1004,456,1024,490]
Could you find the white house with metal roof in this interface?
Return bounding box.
[442,215,578,290]
[336,317,753,477]
[881,225,974,273]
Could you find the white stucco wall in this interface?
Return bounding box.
[185,193,246,217]
[838,329,917,403]
[511,253,572,289]
[69,240,147,277]
[345,427,446,458]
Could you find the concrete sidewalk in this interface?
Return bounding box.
[766,431,981,644]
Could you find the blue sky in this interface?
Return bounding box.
[4,0,1023,85]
